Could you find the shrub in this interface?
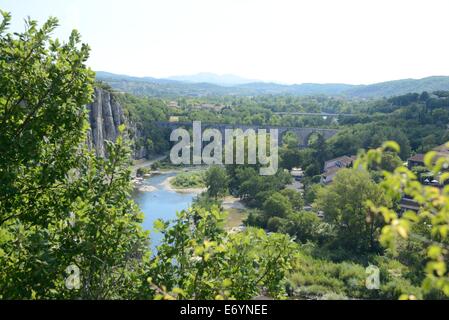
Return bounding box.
[245,209,268,228]
[287,248,422,300]
[136,167,151,177]
[151,161,161,170]
[171,171,205,189]
[267,216,287,232]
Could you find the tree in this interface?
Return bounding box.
[280,211,324,244]
[149,207,296,299]
[282,131,299,149]
[371,151,403,172]
[229,165,291,205]
[304,183,322,205]
[310,134,330,168]
[0,12,94,228]
[280,189,304,211]
[304,162,321,177]
[204,166,228,199]
[315,168,390,253]
[280,148,301,170]
[267,216,287,232]
[263,192,292,218]
[358,141,449,299]
[419,91,430,102]
[0,12,150,299]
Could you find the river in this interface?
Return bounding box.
[132,172,200,249]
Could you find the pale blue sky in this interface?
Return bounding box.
[2,0,449,84]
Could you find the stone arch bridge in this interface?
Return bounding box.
[155,121,339,147]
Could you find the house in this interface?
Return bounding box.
[324,155,357,172]
[321,155,356,184]
[402,144,449,213]
[407,153,425,169]
[290,167,303,181]
[321,167,341,184]
[407,143,449,169]
[168,101,179,108]
[399,197,420,213]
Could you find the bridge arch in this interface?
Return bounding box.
[279,129,301,147]
[304,131,324,147]
[154,121,339,148]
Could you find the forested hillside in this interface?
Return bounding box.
[97,71,449,98]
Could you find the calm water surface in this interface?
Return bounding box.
[132,172,198,249]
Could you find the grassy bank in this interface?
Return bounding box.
[171,170,206,189]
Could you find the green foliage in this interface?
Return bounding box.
[245,209,267,228]
[98,71,449,99]
[136,167,151,177]
[263,192,293,218]
[315,168,390,253]
[171,170,206,189]
[358,141,449,298]
[377,152,403,172]
[304,183,322,205]
[280,189,304,211]
[327,124,412,160]
[267,216,287,232]
[193,193,222,211]
[280,211,326,244]
[287,247,422,300]
[149,207,297,299]
[0,14,150,299]
[116,93,171,157]
[4,10,449,300]
[280,148,302,170]
[204,166,228,199]
[227,166,292,205]
[0,13,94,218]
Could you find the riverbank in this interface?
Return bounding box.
[131,155,167,177]
[132,172,200,250]
[161,175,207,194]
[133,170,248,233]
[133,165,207,194]
[222,196,248,229]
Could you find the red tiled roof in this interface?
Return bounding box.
[408,154,424,162]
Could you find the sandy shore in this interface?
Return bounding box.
[161,176,207,194]
[221,196,248,230]
[131,155,167,177]
[136,185,158,192]
[133,165,208,194]
[222,196,246,210]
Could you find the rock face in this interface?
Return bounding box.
[86,87,147,159]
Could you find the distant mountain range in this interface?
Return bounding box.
[96,71,449,98]
[166,72,258,86]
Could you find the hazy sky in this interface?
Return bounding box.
[2,0,449,84]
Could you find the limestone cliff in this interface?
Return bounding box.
[86,88,147,159]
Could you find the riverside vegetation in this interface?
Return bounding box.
[1,11,449,300]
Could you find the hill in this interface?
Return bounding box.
[345,76,449,98]
[96,72,449,98]
[167,72,257,86]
